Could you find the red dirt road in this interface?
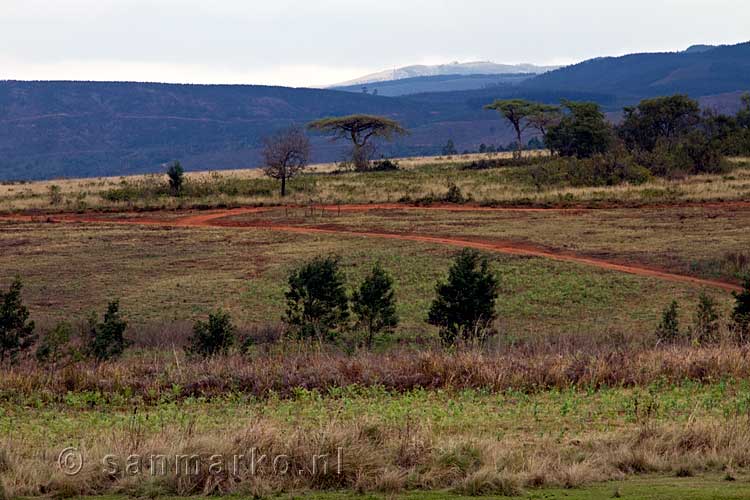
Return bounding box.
[1,204,743,292]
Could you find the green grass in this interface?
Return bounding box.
[0,221,730,341]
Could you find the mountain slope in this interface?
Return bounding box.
[0,81,513,180]
[526,41,750,103]
[333,61,558,87]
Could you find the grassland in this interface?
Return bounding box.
[2,155,750,498]
[5,384,750,497]
[0,220,734,342]
[1,154,749,213]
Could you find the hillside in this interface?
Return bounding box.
[0,81,517,180]
[526,41,750,104]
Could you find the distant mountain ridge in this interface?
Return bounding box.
[332,61,559,87]
[2,42,749,181]
[526,41,750,105]
[332,73,535,97]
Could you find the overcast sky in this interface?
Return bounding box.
[2,0,749,87]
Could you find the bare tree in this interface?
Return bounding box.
[262,126,311,197]
[308,115,407,171]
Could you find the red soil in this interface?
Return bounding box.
[1,203,744,292]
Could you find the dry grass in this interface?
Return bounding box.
[4,344,750,402]
[4,404,750,498]
[2,153,748,213]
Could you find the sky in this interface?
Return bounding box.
[1,0,749,87]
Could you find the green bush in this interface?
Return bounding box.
[36,321,73,364]
[523,152,651,190]
[284,256,349,341]
[0,278,36,364]
[352,264,398,348]
[87,301,128,361]
[545,100,613,158]
[428,249,499,346]
[656,300,681,344]
[692,293,721,345]
[189,310,236,357]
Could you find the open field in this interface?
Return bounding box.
[2,158,750,498]
[0,214,737,341]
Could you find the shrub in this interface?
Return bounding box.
[655,300,681,344]
[731,276,750,342]
[692,293,721,345]
[36,321,73,364]
[370,159,400,172]
[0,278,36,364]
[523,152,651,190]
[47,184,63,205]
[189,310,236,357]
[443,182,466,203]
[284,256,349,341]
[166,161,185,196]
[428,249,499,345]
[87,301,128,361]
[352,264,399,348]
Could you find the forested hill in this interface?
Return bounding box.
[525,41,750,103]
[0,81,481,180]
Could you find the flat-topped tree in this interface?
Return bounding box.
[484,99,539,159]
[308,114,407,170]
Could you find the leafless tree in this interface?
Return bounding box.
[262,126,311,197]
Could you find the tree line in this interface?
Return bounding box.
[3,254,750,364]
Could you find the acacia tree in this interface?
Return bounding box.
[527,104,562,140]
[262,126,311,197]
[484,99,538,158]
[308,115,407,171]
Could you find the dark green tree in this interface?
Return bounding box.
[284,256,349,341]
[428,249,499,345]
[88,300,128,361]
[655,300,681,344]
[693,292,721,345]
[545,101,613,158]
[731,276,750,342]
[308,115,407,171]
[352,264,398,348]
[189,310,236,357]
[619,95,701,152]
[166,161,185,196]
[0,278,36,363]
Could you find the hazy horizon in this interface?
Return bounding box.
[2,0,749,87]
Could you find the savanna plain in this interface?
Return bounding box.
[2,154,750,499]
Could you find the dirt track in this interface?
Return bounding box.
[1,204,743,292]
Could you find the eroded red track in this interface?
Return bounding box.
[1,204,743,292]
